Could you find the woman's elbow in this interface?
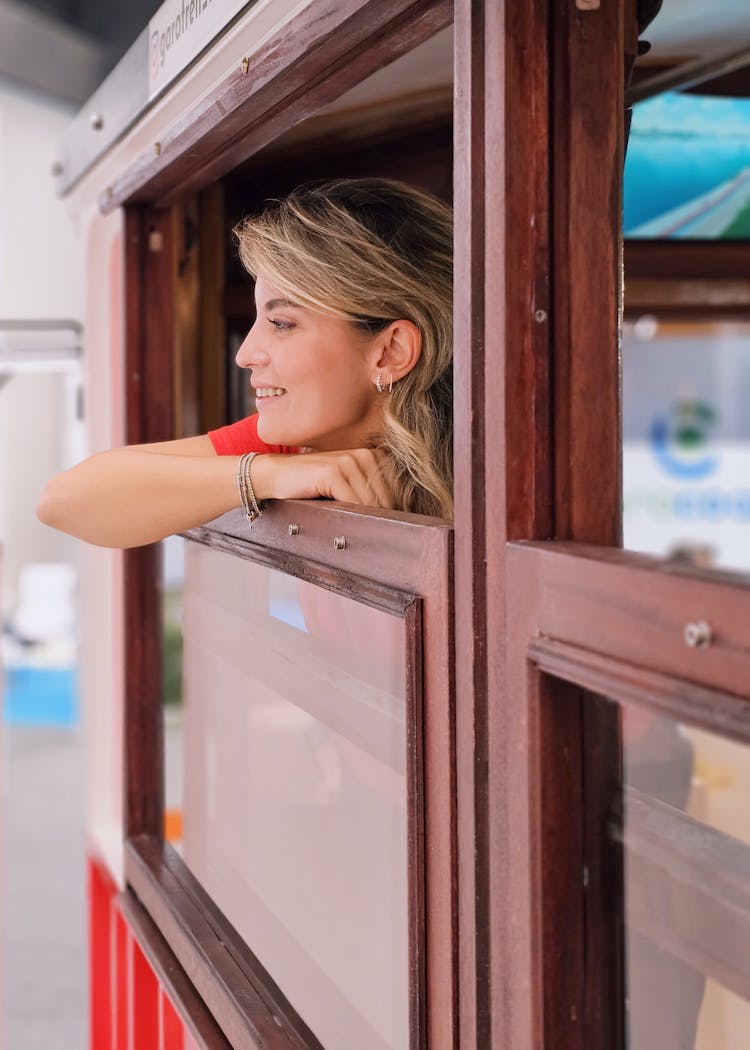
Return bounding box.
[36,475,69,531]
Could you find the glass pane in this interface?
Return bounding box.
[604,696,750,1049]
[623,319,750,575]
[623,93,750,240]
[173,542,410,1050]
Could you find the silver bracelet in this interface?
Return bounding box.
[239,451,264,527]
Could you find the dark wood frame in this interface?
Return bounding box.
[124,499,453,1049]
[625,241,750,318]
[117,1,750,1048]
[121,3,457,1045]
[503,540,750,1025]
[101,0,453,212]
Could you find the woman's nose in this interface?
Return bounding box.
[235,325,267,369]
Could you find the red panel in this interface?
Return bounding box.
[88,859,115,1050]
[161,990,185,1050]
[131,940,160,1050]
[114,910,129,1050]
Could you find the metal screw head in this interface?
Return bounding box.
[288,523,300,536]
[684,620,712,649]
[534,308,547,323]
[241,57,250,75]
[333,536,346,550]
[90,112,104,131]
[154,141,161,157]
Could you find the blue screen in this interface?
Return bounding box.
[624,92,750,239]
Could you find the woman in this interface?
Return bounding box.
[37,178,453,548]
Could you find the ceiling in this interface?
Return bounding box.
[641,0,750,63]
[0,0,160,103]
[2,0,750,108]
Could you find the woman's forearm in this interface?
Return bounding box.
[37,448,242,548]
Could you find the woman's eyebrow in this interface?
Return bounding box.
[263,297,301,310]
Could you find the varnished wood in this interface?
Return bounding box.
[405,599,427,1050]
[625,277,750,318]
[198,183,227,433]
[453,2,492,1044]
[530,637,750,746]
[625,240,750,280]
[173,196,201,438]
[117,891,234,1049]
[185,500,454,1048]
[552,2,623,547]
[509,541,750,703]
[127,573,428,1048]
[126,837,318,1049]
[99,0,453,212]
[123,205,174,838]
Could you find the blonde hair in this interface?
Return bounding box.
[234,178,453,519]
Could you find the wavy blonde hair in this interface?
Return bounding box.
[234,178,453,519]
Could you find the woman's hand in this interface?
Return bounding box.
[252,449,395,509]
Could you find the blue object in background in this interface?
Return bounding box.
[624,93,750,238]
[3,667,78,727]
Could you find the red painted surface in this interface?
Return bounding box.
[89,860,114,1050]
[132,939,160,1050]
[88,856,195,1050]
[161,992,185,1050]
[114,909,129,1050]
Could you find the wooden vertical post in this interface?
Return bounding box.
[123,206,174,839]
[454,0,553,1045]
[455,0,627,1045]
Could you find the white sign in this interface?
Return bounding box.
[624,443,750,572]
[148,0,250,98]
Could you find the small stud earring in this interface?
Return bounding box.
[375,372,384,394]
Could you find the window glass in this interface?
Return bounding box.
[171,542,410,1050]
[622,319,750,575]
[595,693,750,1049]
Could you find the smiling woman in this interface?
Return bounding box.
[36,178,454,548]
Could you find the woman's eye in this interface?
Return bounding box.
[267,317,294,331]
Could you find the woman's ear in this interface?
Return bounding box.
[372,320,422,386]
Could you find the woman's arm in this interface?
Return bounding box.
[37,438,393,549]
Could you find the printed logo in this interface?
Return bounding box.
[649,399,718,480]
[150,31,161,78]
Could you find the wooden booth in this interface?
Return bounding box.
[57,0,750,1047]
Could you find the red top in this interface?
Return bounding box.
[208,413,299,456]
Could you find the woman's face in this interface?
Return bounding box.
[235,275,383,451]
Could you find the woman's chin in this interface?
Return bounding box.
[257,412,302,449]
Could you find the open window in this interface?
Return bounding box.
[118,5,455,1047]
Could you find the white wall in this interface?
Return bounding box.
[0,78,82,615]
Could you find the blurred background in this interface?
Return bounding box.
[0,2,158,1046]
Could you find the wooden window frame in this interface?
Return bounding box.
[504,541,750,1044]
[124,502,454,1049]
[625,241,750,318]
[120,3,457,1045]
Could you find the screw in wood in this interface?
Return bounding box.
[241,57,250,75]
[154,142,161,157]
[683,620,712,649]
[333,536,346,550]
[288,524,300,536]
